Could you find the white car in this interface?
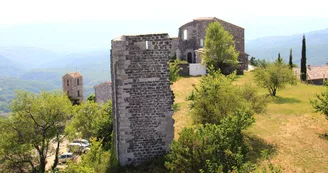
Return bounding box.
[69,139,89,148]
[58,152,74,163]
[68,139,90,153]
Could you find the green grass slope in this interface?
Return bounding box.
[172,72,328,172]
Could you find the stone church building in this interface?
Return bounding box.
[62,72,84,103]
[173,17,248,74]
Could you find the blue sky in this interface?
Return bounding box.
[0,0,327,52]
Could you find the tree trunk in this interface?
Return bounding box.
[52,133,60,170]
[39,156,46,173]
[272,88,277,96]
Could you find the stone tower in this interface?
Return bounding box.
[111,33,174,166]
[94,81,112,104]
[62,72,84,103]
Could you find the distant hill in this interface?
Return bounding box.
[0,54,26,77]
[0,49,111,112]
[246,28,328,65]
[0,46,62,69]
[0,77,58,113]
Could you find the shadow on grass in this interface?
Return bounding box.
[119,156,167,173]
[319,133,328,141]
[271,96,301,104]
[246,134,277,164]
[172,103,180,112]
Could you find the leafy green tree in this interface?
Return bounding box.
[169,60,181,84]
[250,56,257,66]
[254,62,296,96]
[65,100,113,149]
[87,94,96,102]
[289,48,293,69]
[64,138,110,173]
[165,110,254,173]
[301,35,307,81]
[256,59,268,68]
[203,22,239,73]
[277,53,283,64]
[311,83,328,120]
[188,66,266,124]
[0,91,72,173]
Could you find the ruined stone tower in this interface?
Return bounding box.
[111,33,174,166]
[62,72,84,103]
[94,81,112,104]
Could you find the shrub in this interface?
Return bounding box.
[188,66,266,124]
[165,110,254,173]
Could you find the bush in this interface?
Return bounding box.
[169,60,181,84]
[188,66,266,124]
[64,138,110,173]
[165,110,254,173]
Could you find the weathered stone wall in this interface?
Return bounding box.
[111,33,174,166]
[62,73,84,103]
[237,53,249,74]
[94,82,112,104]
[169,37,180,58]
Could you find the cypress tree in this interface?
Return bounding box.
[301,35,307,81]
[277,53,283,63]
[289,48,293,69]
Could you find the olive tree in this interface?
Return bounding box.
[254,62,296,96]
[0,91,72,173]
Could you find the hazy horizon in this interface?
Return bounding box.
[0,0,328,53]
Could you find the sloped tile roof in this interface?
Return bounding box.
[68,72,82,78]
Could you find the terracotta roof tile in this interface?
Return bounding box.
[294,65,328,80]
[68,72,82,78]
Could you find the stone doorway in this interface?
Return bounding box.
[187,52,193,63]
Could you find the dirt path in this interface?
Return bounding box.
[45,139,69,171]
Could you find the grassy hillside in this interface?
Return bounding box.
[172,72,328,172]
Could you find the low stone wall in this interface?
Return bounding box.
[177,63,189,76]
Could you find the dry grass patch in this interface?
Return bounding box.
[171,76,201,139]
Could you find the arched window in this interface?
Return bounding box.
[77,79,80,85]
[200,39,204,47]
[67,80,69,86]
[183,29,188,40]
[146,41,149,49]
[78,90,80,97]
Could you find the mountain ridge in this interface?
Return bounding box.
[246,28,328,65]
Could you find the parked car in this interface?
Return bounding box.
[82,147,90,154]
[68,139,90,154]
[58,152,73,164]
[69,139,90,148]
